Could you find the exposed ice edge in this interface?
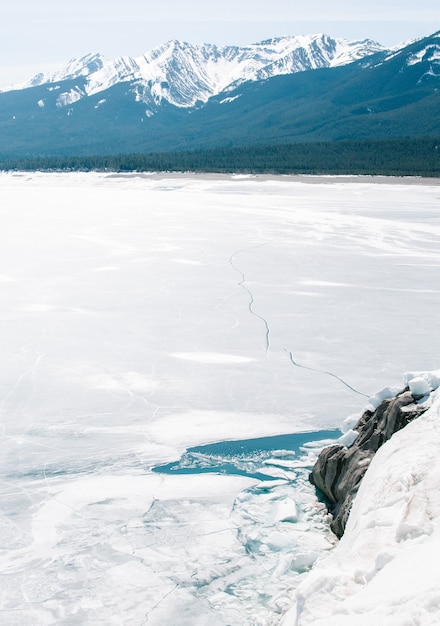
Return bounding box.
[281,369,440,625]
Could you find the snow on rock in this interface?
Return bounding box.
[407,376,432,399]
[404,369,440,394]
[281,374,440,625]
[364,385,402,412]
[310,372,439,538]
[310,387,427,538]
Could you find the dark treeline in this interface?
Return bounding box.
[1,138,439,177]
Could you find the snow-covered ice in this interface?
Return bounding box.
[0,171,439,624]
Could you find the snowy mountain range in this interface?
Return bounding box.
[0,31,439,158]
[3,34,385,110]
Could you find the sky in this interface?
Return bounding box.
[0,0,438,86]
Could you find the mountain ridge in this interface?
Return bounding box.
[0,31,438,159]
[1,34,385,109]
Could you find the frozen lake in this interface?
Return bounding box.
[0,171,439,624]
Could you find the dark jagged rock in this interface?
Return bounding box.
[310,389,430,538]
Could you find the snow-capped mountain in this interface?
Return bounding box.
[0,31,438,159]
[3,34,385,109]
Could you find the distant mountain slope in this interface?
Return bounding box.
[189,31,440,145]
[0,32,438,158]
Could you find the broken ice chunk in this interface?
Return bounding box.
[273,497,298,523]
[338,429,359,448]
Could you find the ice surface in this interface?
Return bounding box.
[0,172,439,624]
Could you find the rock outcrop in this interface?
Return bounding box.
[310,387,430,538]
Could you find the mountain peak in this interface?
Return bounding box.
[8,53,109,91]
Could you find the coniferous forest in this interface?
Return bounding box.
[1,138,439,177]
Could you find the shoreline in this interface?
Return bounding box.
[77,170,440,186]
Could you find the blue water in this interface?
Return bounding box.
[153,429,340,481]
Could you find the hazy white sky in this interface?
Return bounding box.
[0,0,438,86]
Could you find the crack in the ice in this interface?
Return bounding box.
[285,349,370,398]
[143,584,179,624]
[229,241,274,353]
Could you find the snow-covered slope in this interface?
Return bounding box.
[382,30,440,65]
[281,370,440,626]
[2,34,384,107]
